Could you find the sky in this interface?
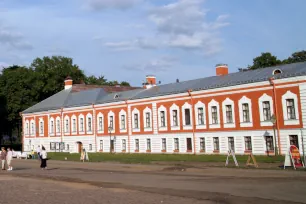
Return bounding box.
[0,0,305,86]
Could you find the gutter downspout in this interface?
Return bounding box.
[188,90,196,155]
[125,100,130,153]
[20,112,24,152]
[269,77,282,155]
[93,104,97,152]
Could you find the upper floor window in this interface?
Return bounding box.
[39,121,44,134]
[172,110,178,126]
[50,121,54,133]
[211,106,218,124]
[72,118,76,133]
[80,118,84,132]
[262,101,271,121]
[56,119,60,133]
[198,108,204,125]
[109,116,114,129]
[286,99,296,119]
[26,122,29,135]
[121,115,126,129]
[31,122,35,135]
[160,111,166,127]
[88,117,92,132]
[242,103,250,122]
[184,109,191,125]
[225,105,233,123]
[134,114,139,129]
[98,117,103,131]
[65,119,69,133]
[145,112,151,128]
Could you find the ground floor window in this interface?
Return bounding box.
[100,140,103,150]
[67,144,69,151]
[228,137,235,152]
[245,136,252,151]
[289,135,299,149]
[174,138,179,151]
[186,138,192,151]
[162,138,166,151]
[265,136,274,151]
[147,139,151,151]
[213,137,219,151]
[135,139,139,151]
[122,139,126,151]
[89,144,92,151]
[200,137,205,151]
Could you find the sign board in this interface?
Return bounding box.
[246,153,258,168]
[225,148,239,167]
[284,145,305,170]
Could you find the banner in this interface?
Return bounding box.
[290,145,303,168]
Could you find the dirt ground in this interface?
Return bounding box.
[0,159,305,204]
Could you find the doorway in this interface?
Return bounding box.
[186,138,192,152]
[77,142,82,153]
[110,140,114,152]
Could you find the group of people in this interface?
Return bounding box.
[0,147,13,171]
[36,145,48,170]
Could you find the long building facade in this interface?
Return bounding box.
[21,63,306,155]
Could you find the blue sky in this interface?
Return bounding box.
[0,0,305,86]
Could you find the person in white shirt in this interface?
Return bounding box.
[6,148,13,171]
[36,145,41,160]
[40,146,47,170]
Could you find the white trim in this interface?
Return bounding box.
[143,107,153,132]
[62,106,92,111]
[78,114,85,134]
[238,96,253,127]
[282,91,300,125]
[86,113,93,134]
[119,109,127,133]
[132,108,140,132]
[258,93,274,126]
[97,112,104,133]
[158,105,168,131]
[222,98,236,128]
[195,101,206,129]
[71,115,77,135]
[182,102,193,130]
[170,103,180,130]
[208,99,220,129]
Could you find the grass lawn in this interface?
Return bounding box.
[47,152,285,164]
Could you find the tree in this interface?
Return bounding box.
[85,75,107,85]
[249,52,282,70]
[283,50,306,64]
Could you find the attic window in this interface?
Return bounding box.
[272,69,282,75]
[114,94,119,99]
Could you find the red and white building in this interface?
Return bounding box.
[21,62,306,155]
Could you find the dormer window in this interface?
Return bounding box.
[272,69,282,75]
[114,94,119,99]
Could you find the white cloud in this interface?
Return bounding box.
[0,26,33,50]
[104,37,157,51]
[84,0,141,11]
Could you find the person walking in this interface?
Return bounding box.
[6,148,13,171]
[40,146,47,170]
[0,147,7,170]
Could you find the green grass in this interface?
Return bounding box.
[47,152,285,164]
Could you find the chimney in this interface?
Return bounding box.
[64,76,73,90]
[216,64,228,76]
[144,75,157,89]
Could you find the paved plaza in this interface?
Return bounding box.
[0,160,305,204]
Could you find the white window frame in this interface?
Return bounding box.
[119,109,127,133]
[170,103,180,130]
[195,101,206,129]
[282,91,299,125]
[258,93,274,126]
[238,96,253,127]
[108,111,115,133]
[78,114,85,134]
[143,107,152,132]
[30,119,35,136]
[161,138,167,152]
[132,108,140,132]
[71,115,77,135]
[86,113,93,134]
[174,138,179,151]
[39,118,44,136]
[208,99,220,129]
[25,120,30,136]
[97,112,104,133]
[122,139,126,151]
[49,117,55,136]
[182,102,192,130]
[99,140,103,150]
[64,115,70,135]
[222,98,236,128]
[56,117,61,134]
[158,105,167,131]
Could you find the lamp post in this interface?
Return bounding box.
[271,114,278,156]
[108,126,113,153]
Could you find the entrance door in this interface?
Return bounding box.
[77,142,82,153]
[187,138,192,152]
[110,140,114,152]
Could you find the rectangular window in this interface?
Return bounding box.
[122,139,126,151]
[226,105,233,123]
[100,140,103,150]
[160,111,166,127]
[286,99,296,119]
[245,136,252,151]
[121,115,125,129]
[289,135,299,149]
[50,121,54,133]
[174,138,179,151]
[146,112,151,128]
[200,137,205,151]
[80,118,84,132]
[40,121,43,134]
[213,137,219,151]
[162,138,166,151]
[265,136,274,151]
[242,103,250,122]
[134,114,139,129]
[26,123,29,135]
[109,116,113,129]
[198,108,204,125]
[72,119,76,132]
[88,118,92,132]
[67,144,69,151]
[228,137,235,151]
[173,110,178,126]
[65,119,69,133]
[99,117,103,131]
[185,109,191,125]
[89,144,92,151]
[262,101,271,121]
[211,106,218,124]
[31,123,34,134]
[135,139,139,151]
[56,120,60,133]
[186,138,192,151]
[147,139,151,150]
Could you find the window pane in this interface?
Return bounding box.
[174,138,179,150]
[185,109,191,125]
[198,108,204,125]
[213,137,219,151]
[211,106,218,124]
[200,137,205,151]
[162,138,166,151]
[228,137,234,151]
[265,136,274,151]
[226,105,233,123]
[173,110,178,126]
[245,136,252,151]
[134,114,139,129]
[263,101,271,121]
[160,111,165,127]
[147,139,151,150]
[242,103,250,122]
[286,99,296,120]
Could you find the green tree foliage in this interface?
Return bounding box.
[282,50,306,64]
[249,52,282,70]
